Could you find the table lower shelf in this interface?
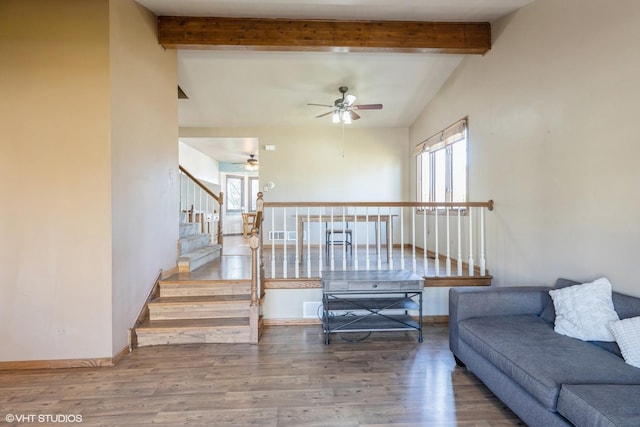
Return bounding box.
[323,314,422,344]
[325,297,419,311]
[325,314,419,331]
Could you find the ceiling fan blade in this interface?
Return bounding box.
[315,111,334,118]
[350,111,361,120]
[307,103,333,108]
[345,94,357,106]
[354,103,383,110]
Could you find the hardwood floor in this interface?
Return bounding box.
[196,235,490,284]
[0,325,523,426]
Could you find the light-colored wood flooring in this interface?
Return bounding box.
[185,235,486,282]
[0,325,523,426]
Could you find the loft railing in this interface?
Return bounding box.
[179,165,223,245]
[258,200,494,280]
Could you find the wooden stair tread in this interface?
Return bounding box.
[150,295,250,305]
[137,317,249,330]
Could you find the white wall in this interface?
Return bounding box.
[410,0,640,296]
[0,0,113,361]
[181,126,410,202]
[0,0,179,362]
[179,141,220,185]
[110,0,179,356]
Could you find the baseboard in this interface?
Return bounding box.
[0,345,130,371]
[263,318,322,326]
[422,315,449,325]
[112,345,131,365]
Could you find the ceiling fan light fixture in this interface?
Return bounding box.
[308,87,382,125]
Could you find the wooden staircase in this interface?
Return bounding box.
[135,276,262,346]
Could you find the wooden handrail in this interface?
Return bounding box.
[263,200,494,210]
[178,165,222,204]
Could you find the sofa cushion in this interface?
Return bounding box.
[549,278,620,342]
[558,384,640,427]
[613,292,640,320]
[458,315,640,411]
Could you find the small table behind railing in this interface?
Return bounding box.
[297,214,395,261]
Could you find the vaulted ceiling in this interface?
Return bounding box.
[136,0,534,162]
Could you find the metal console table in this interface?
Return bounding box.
[321,270,424,344]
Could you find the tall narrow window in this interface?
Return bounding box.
[416,118,468,205]
[226,175,245,212]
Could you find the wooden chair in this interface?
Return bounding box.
[242,212,257,238]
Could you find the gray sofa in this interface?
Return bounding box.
[449,279,640,427]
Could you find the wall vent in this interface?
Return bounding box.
[268,231,304,241]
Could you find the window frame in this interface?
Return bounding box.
[225,174,245,213]
[416,118,468,210]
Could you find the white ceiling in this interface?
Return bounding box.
[136,0,534,162]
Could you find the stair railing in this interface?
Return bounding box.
[249,192,264,344]
[179,165,223,245]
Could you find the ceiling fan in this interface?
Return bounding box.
[307,86,383,124]
[233,154,259,171]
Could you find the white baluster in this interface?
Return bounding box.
[365,209,371,270]
[282,207,288,279]
[411,207,416,273]
[180,172,184,215]
[423,207,428,276]
[434,208,440,276]
[318,209,323,276]
[468,208,475,276]
[199,189,203,232]
[342,208,347,271]
[353,207,359,271]
[377,208,382,270]
[205,196,209,237]
[294,207,299,278]
[400,207,405,270]
[271,208,276,278]
[330,208,335,271]
[446,208,451,276]
[192,180,196,216]
[306,208,311,278]
[457,208,463,276]
[480,207,486,276]
[387,207,394,270]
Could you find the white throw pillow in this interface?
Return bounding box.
[609,317,640,368]
[549,277,620,341]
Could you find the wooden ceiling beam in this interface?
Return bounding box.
[158,16,491,54]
